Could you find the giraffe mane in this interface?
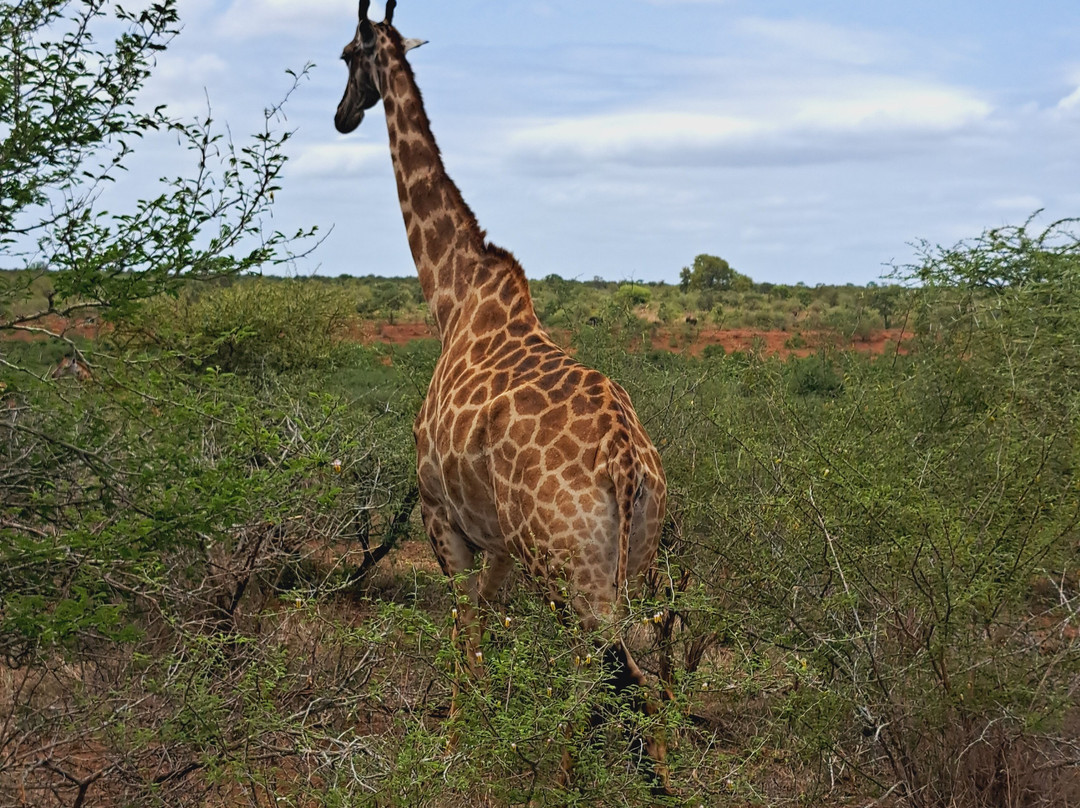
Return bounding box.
[384,26,532,298]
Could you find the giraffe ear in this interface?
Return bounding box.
[402,38,427,53]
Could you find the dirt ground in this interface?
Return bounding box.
[652,325,909,358]
[4,313,910,361]
[352,318,910,359]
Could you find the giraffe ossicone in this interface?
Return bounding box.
[335,1,669,789]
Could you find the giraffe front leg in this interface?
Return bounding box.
[451,570,484,679]
[454,550,514,681]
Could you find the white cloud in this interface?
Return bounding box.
[790,78,990,132]
[505,78,991,167]
[508,112,759,159]
[982,195,1044,212]
[142,52,231,118]
[290,141,388,178]
[736,17,892,66]
[216,0,375,40]
[1057,84,1080,113]
[154,52,228,84]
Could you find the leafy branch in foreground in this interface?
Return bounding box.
[0,0,318,340]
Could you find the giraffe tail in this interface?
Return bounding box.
[608,429,644,607]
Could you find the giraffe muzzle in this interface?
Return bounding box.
[335,103,364,134]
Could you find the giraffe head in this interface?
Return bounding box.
[335,0,425,134]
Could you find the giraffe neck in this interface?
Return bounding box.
[376,29,537,343]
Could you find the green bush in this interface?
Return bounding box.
[616,282,652,307]
[786,351,844,397]
[138,277,353,373]
[673,219,1079,806]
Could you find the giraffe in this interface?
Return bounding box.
[335,0,669,785]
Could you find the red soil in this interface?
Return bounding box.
[669,326,910,358]
[342,319,435,345]
[3,314,911,360]
[352,319,911,359]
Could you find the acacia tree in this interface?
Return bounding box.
[678,253,752,293]
[0,0,313,339]
[0,0,321,656]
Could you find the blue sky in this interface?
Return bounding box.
[139,0,1080,285]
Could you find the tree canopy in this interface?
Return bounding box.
[678,253,753,293]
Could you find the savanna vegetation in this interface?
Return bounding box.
[1,2,1078,806]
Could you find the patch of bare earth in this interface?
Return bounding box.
[666,326,911,358]
[342,316,912,359]
[2,313,911,361]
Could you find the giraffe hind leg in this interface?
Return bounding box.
[600,641,673,796]
[556,640,672,797]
